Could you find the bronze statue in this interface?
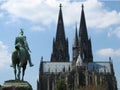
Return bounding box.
[11,29,34,81]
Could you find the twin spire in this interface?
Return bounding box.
[79,4,88,40]
[56,3,65,41]
[56,3,87,44]
[51,4,93,63]
[51,4,69,62]
[73,4,93,63]
[56,3,87,43]
[73,4,87,47]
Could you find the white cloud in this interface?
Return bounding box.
[30,26,45,32]
[108,27,120,38]
[0,41,11,69]
[96,48,120,57]
[1,0,120,29]
[0,13,3,17]
[1,0,58,25]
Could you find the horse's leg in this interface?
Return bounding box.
[22,65,26,81]
[17,64,21,80]
[22,67,24,81]
[13,65,17,80]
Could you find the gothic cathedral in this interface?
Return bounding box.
[37,4,118,90]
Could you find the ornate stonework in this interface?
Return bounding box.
[37,4,118,90]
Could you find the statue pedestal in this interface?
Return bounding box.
[1,80,32,90]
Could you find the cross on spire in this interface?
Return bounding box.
[82,4,84,9]
[59,3,62,8]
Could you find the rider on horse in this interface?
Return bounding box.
[11,29,34,67]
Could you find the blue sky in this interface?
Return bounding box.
[0,0,120,90]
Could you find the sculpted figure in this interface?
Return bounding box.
[11,29,34,81]
[16,29,33,67]
[11,29,34,67]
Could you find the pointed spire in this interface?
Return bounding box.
[78,4,93,63]
[82,4,84,9]
[56,3,65,41]
[51,4,69,62]
[73,23,79,47]
[79,4,88,41]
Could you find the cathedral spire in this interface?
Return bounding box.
[56,3,65,41]
[51,4,69,62]
[77,4,93,63]
[72,24,79,61]
[73,23,79,47]
[79,4,88,41]
[82,4,84,9]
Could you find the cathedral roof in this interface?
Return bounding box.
[42,61,71,73]
[88,62,112,73]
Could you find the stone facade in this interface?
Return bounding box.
[37,4,118,90]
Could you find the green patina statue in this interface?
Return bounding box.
[11,29,34,81]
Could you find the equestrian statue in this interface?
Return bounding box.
[11,29,34,81]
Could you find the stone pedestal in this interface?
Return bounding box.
[1,80,33,90]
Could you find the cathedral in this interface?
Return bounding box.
[37,4,118,90]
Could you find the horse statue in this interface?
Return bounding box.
[11,29,33,81]
[11,43,28,81]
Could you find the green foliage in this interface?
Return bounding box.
[55,79,68,90]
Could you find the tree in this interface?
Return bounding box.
[55,79,68,90]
